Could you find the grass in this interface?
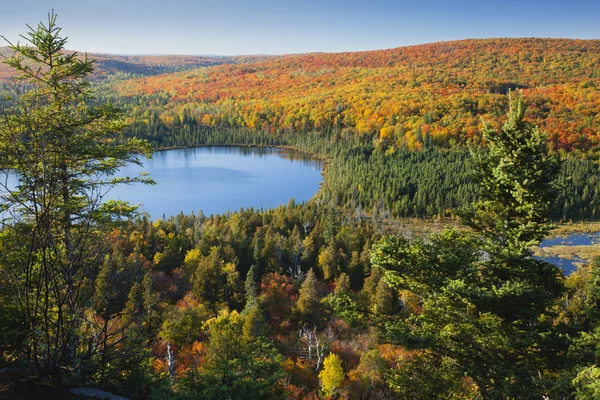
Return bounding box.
[550,221,600,236]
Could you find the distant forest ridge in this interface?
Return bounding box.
[2,38,600,150]
[112,38,600,151]
[0,46,277,79]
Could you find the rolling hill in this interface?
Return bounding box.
[113,38,600,150]
[0,46,276,81]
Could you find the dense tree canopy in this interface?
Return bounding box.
[372,97,565,398]
[109,38,600,151]
[2,13,600,400]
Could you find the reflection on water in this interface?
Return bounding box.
[540,233,600,247]
[0,146,324,220]
[109,146,323,218]
[538,254,582,275]
[202,146,322,166]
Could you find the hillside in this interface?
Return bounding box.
[0,47,276,81]
[116,38,600,150]
[89,52,277,77]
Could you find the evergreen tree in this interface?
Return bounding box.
[296,269,325,323]
[334,272,351,295]
[567,258,600,398]
[373,279,395,316]
[175,310,284,400]
[0,12,151,380]
[243,264,259,313]
[465,93,559,257]
[242,304,267,340]
[192,246,243,311]
[372,96,565,398]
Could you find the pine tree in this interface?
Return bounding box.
[334,272,351,295]
[0,12,151,380]
[296,269,325,323]
[374,279,395,316]
[372,95,565,398]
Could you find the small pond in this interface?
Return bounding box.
[537,233,600,274]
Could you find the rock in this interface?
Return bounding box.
[70,387,129,400]
[0,368,70,399]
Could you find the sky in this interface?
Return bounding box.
[1,0,599,55]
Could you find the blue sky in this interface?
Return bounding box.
[1,0,598,55]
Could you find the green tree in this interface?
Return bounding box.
[465,93,559,257]
[573,365,600,399]
[318,242,340,281]
[175,310,284,400]
[373,278,395,316]
[319,353,345,398]
[386,350,478,400]
[567,259,600,398]
[296,268,325,323]
[372,96,564,398]
[90,277,154,396]
[334,272,351,295]
[0,13,151,380]
[243,264,259,313]
[242,304,267,340]
[191,246,244,311]
[159,293,212,346]
[347,349,388,397]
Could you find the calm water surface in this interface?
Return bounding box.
[110,146,323,218]
[538,233,600,275]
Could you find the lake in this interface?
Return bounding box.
[1,146,323,219]
[110,146,324,218]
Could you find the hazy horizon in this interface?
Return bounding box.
[2,36,598,59]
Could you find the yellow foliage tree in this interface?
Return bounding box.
[319,353,345,398]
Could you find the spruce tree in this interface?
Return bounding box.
[465,94,559,257]
[372,95,565,398]
[0,12,151,380]
[243,264,259,313]
[296,269,325,323]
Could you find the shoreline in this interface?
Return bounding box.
[138,143,328,219]
[148,145,600,236]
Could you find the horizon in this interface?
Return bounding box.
[2,0,599,56]
[1,36,597,58]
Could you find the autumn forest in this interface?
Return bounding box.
[1,12,600,400]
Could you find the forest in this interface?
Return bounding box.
[1,13,600,400]
[0,46,275,82]
[110,38,600,151]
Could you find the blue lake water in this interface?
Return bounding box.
[540,233,600,247]
[1,146,322,219]
[538,233,600,274]
[109,146,323,218]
